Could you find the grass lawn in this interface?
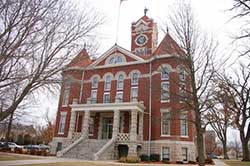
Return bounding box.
[0,153,39,161]
[224,160,250,166]
[14,162,118,166]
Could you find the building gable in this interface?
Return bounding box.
[89,45,145,68]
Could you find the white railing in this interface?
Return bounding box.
[72,132,82,142]
[117,133,130,142]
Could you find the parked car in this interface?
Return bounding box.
[208,153,218,159]
[38,144,50,150]
[7,142,22,151]
[23,145,40,151]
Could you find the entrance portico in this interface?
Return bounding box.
[67,98,145,158]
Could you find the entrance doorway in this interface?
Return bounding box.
[101,117,113,139]
[118,145,128,158]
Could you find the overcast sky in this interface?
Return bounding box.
[28,0,241,141]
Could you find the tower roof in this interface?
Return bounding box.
[67,48,92,67]
[153,33,185,56]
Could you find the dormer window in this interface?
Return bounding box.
[107,54,125,65]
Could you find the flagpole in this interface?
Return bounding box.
[115,1,123,44]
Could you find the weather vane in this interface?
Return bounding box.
[144,7,148,16]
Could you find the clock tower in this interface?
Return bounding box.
[131,10,158,57]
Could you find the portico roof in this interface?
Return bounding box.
[70,101,145,112]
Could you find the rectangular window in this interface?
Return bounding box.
[92,77,98,89]
[161,112,170,136]
[56,142,62,152]
[179,83,186,103]
[103,92,110,103]
[58,112,67,134]
[62,82,70,106]
[161,82,169,102]
[117,79,124,90]
[182,147,188,161]
[162,147,170,161]
[131,87,138,100]
[116,91,123,102]
[91,90,97,103]
[89,116,94,136]
[181,113,188,136]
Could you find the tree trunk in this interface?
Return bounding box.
[240,132,250,161]
[222,141,229,159]
[196,111,205,166]
[5,112,14,143]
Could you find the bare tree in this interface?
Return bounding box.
[219,64,250,161]
[229,0,250,57]
[0,0,103,121]
[229,132,242,159]
[206,80,235,159]
[164,1,219,165]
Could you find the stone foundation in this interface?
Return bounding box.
[140,140,196,162]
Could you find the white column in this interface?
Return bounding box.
[81,110,90,138]
[68,110,76,139]
[129,110,138,141]
[138,112,144,140]
[112,109,120,138]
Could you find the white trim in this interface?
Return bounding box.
[89,45,145,68]
[105,53,126,65]
[161,82,170,103]
[161,111,171,137]
[132,19,150,27]
[64,53,186,71]
[103,92,110,103]
[161,146,170,161]
[71,101,145,112]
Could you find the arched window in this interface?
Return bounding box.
[107,55,125,65]
[117,74,124,90]
[161,66,170,80]
[104,75,112,91]
[178,66,185,82]
[131,72,139,85]
[92,76,99,89]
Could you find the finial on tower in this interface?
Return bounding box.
[144,7,148,16]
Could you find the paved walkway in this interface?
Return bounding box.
[0,153,228,166]
[213,159,228,166]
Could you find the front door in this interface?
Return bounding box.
[102,117,113,139]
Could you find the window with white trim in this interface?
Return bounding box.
[58,113,67,134]
[161,66,170,80]
[161,82,170,102]
[89,116,94,136]
[161,112,170,136]
[104,75,112,91]
[103,92,110,103]
[182,147,188,161]
[131,72,139,85]
[117,74,124,90]
[62,81,70,106]
[131,87,138,100]
[91,90,97,103]
[116,91,123,102]
[178,66,185,82]
[181,113,188,136]
[108,55,125,64]
[179,83,186,103]
[92,76,98,89]
[162,147,170,161]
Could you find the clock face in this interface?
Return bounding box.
[135,34,148,46]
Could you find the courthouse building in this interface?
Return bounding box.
[51,12,196,162]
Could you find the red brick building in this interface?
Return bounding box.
[51,13,196,162]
